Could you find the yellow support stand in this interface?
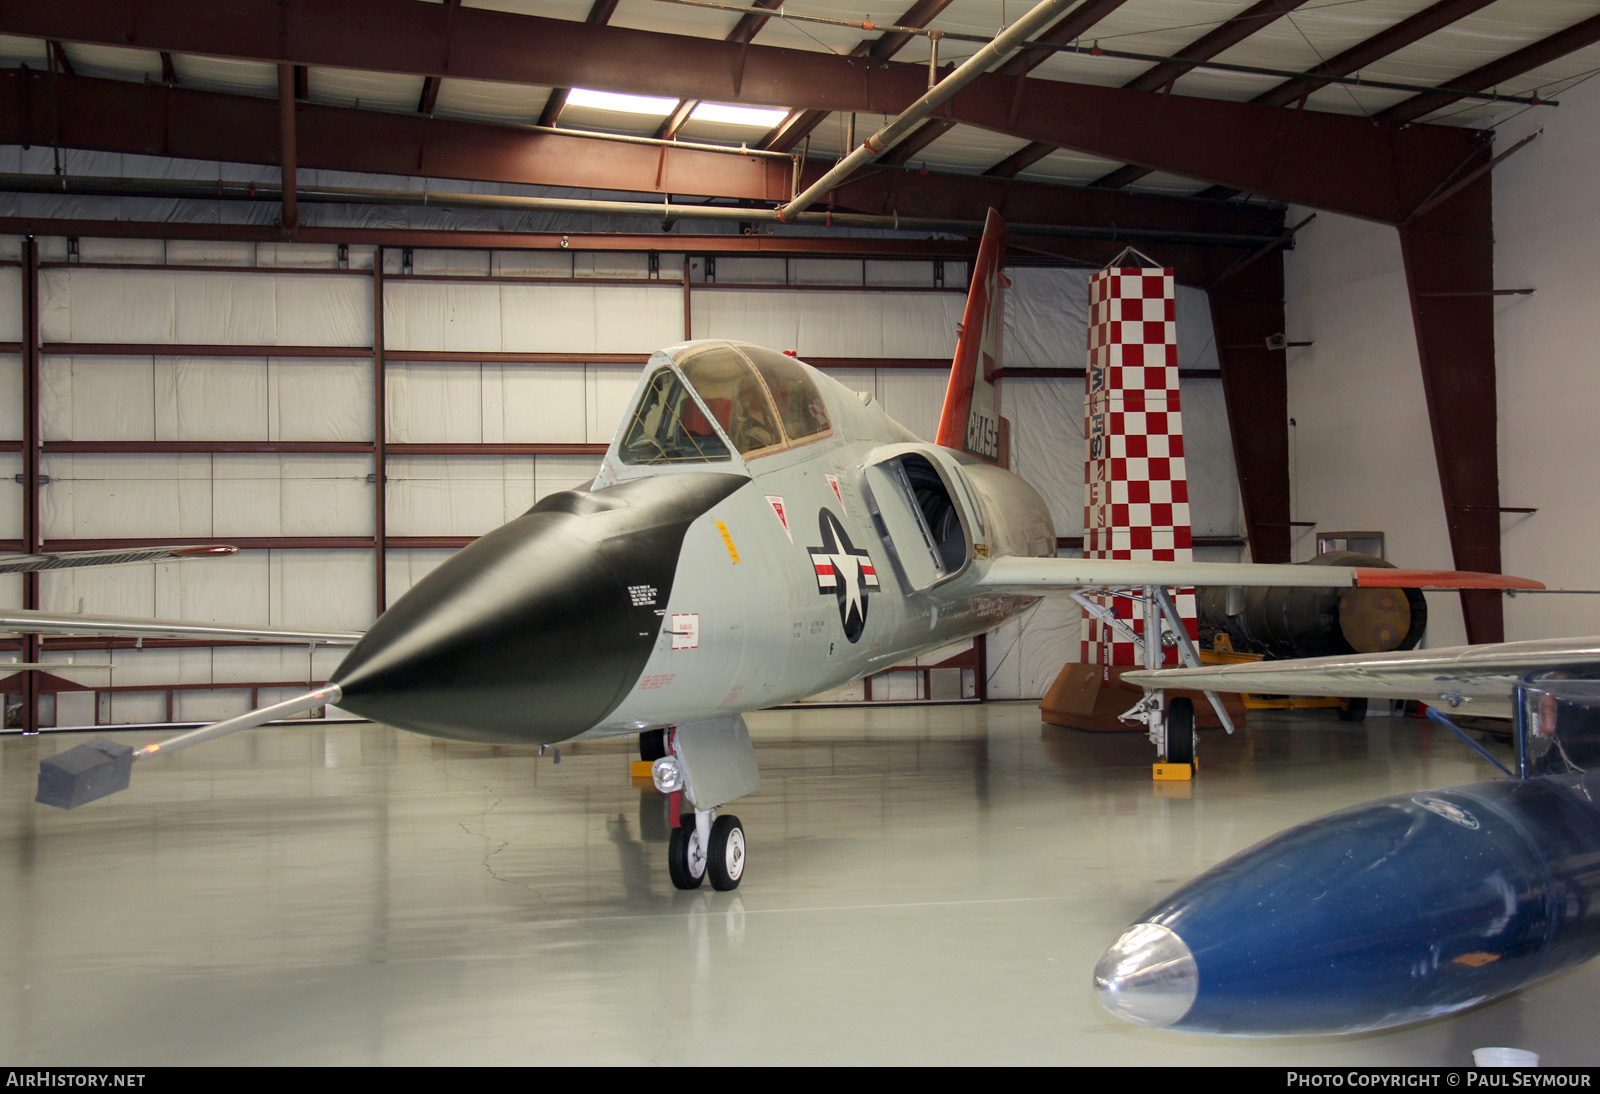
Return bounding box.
[1153,763,1193,781]
[630,759,654,779]
[1206,634,1343,711]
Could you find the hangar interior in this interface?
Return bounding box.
[4,0,1600,1067]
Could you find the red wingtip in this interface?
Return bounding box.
[1354,568,1545,590]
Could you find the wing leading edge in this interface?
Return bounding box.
[1122,637,1600,720]
[0,608,361,646]
[972,556,1544,596]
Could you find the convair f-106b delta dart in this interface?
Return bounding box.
[13,211,1540,892]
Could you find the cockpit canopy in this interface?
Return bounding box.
[617,342,833,466]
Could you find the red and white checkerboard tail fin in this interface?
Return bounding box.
[935,208,1008,464]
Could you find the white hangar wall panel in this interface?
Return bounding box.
[1493,76,1600,643]
[384,362,630,445]
[41,453,374,539]
[0,355,20,440]
[383,280,683,354]
[37,550,370,633]
[0,267,21,342]
[40,268,372,346]
[690,288,964,359]
[1282,213,1467,650]
[43,356,372,441]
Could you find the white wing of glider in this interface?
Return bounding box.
[1122,636,1600,719]
[0,608,362,646]
[0,545,358,645]
[0,662,114,671]
[0,545,238,575]
[971,557,1545,594]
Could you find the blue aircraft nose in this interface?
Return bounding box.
[1094,775,1600,1035]
[331,473,746,745]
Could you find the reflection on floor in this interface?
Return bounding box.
[1,703,1590,1066]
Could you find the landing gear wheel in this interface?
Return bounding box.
[1337,698,1369,722]
[668,821,706,890]
[640,728,668,762]
[1165,697,1196,767]
[707,814,746,891]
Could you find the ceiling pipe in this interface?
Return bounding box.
[778,0,1079,221]
[0,172,1286,248]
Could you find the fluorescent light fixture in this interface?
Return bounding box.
[567,87,678,116]
[690,101,791,127]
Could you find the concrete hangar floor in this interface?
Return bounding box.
[1,703,1594,1067]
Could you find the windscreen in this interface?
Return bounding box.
[616,367,733,465]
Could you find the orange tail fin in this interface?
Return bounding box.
[935,208,1008,463]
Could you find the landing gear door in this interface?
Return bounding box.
[860,447,975,594]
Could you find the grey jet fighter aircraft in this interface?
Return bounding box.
[14,210,1541,892]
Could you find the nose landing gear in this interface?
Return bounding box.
[667,809,746,891]
[651,715,760,892]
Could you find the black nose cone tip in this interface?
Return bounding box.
[331,473,749,746]
[332,520,639,744]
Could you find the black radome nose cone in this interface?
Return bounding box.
[332,474,746,745]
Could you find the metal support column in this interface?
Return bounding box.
[277,64,298,232]
[1209,246,1292,563]
[682,255,692,339]
[373,248,387,617]
[21,236,40,732]
[1399,168,1503,644]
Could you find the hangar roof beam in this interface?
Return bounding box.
[654,0,783,141]
[537,0,622,128]
[0,69,1283,254]
[0,0,1486,224]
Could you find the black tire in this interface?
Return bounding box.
[640,728,668,762]
[1337,698,1369,722]
[1166,697,1196,767]
[707,814,746,891]
[668,822,705,890]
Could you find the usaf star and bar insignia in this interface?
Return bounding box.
[809,509,878,643]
